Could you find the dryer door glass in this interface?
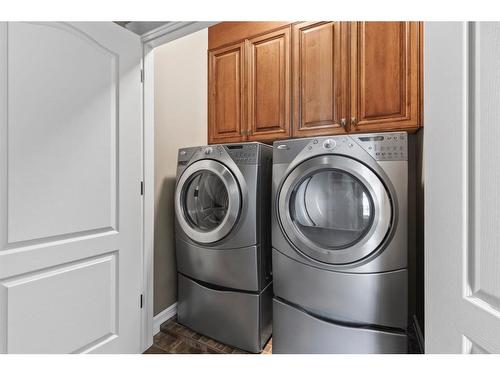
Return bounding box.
[290,170,374,249]
[278,155,393,265]
[184,171,229,231]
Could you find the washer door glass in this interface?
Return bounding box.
[290,170,374,249]
[278,155,393,265]
[175,159,241,244]
[184,171,229,231]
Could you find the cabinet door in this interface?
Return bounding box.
[350,22,421,132]
[208,42,246,144]
[246,27,291,141]
[292,22,348,138]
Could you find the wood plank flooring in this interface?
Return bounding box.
[144,316,421,354]
[144,316,272,354]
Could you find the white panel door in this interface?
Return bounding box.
[425,22,500,353]
[0,22,142,353]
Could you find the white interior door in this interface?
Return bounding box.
[0,22,143,353]
[425,21,500,353]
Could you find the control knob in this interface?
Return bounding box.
[323,139,336,149]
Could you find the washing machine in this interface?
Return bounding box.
[174,142,273,353]
[271,132,409,353]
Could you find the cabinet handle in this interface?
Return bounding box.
[340,118,346,127]
[351,117,358,126]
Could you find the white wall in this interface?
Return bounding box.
[154,28,208,314]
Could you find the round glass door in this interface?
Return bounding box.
[183,171,229,231]
[175,159,241,244]
[290,170,374,249]
[278,155,393,265]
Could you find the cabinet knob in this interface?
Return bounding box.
[340,118,346,127]
[351,117,358,126]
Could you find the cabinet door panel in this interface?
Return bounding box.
[247,27,291,141]
[292,22,348,138]
[208,43,245,143]
[350,22,420,132]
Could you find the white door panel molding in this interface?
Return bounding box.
[425,21,500,354]
[0,22,142,353]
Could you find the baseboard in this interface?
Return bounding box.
[412,314,425,353]
[153,302,178,335]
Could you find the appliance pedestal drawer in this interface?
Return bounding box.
[177,273,272,353]
[273,298,407,354]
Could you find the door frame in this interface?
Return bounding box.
[141,22,218,351]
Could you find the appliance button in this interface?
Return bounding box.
[323,139,336,149]
[204,147,213,155]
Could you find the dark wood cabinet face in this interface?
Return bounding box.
[292,21,349,138]
[208,43,246,143]
[350,21,421,132]
[247,27,291,141]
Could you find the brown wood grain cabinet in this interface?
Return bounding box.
[246,26,291,141]
[207,21,422,144]
[208,42,246,144]
[349,21,421,132]
[292,21,349,138]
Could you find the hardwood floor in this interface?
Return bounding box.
[144,316,272,354]
[144,316,421,354]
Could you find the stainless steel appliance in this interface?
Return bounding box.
[271,132,409,353]
[174,142,273,353]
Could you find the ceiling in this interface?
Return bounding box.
[114,21,171,36]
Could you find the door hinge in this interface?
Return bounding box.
[140,294,144,309]
[140,69,144,83]
[140,181,144,195]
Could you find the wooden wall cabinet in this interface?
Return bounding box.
[349,21,421,132]
[292,21,348,138]
[208,25,291,144]
[246,27,291,141]
[207,21,422,144]
[208,42,246,144]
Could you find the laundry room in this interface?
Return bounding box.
[2,2,500,371]
[147,20,427,355]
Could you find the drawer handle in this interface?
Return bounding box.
[351,117,358,126]
[340,118,346,127]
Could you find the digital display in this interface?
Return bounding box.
[227,145,243,149]
[358,136,385,142]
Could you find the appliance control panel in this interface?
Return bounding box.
[352,132,407,161]
[177,147,199,165]
[225,143,259,164]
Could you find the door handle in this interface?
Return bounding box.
[340,118,346,128]
[351,117,358,127]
